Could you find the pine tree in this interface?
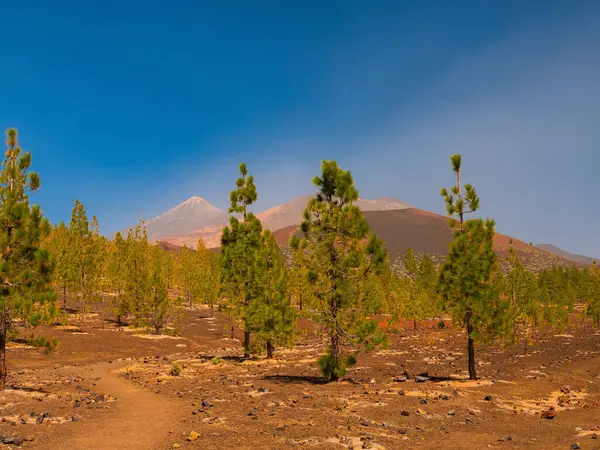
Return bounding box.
[195,239,219,315]
[176,245,198,307]
[247,230,296,358]
[123,220,150,327]
[0,129,57,390]
[586,262,600,329]
[288,243,312,311]
[95,234,111,328]
[67,201,100,328]
[44,222,70,310]
[401,250,439,332]
[290,160,388,381]
[108,232,129,325]
[503,248,541,351]
[148,244,180,334]
[438,154,509,380]
[220,163,261,358]
[537,266,575,330]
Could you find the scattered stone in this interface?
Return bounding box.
[369,378,376,384]
[499,435,512,442]
[187,431,200,441]
[201,399,212,408]
[570,443,580,450]
[415,375,429,383]
[420,399,428,405]
[541,406,556,420]
[393,375,408,382]
[0,436,25,445]
[398,389,405,396]
[258,387,266,393]
[416,408,427,416]
[172,445,181,449]
[484,395,493,401]
[561,385,571,394]
[448,410,456,416]
[400,410,410,416]
[439,394,449,401]
[276,423,286,431]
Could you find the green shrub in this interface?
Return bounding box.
[169,363,182,376]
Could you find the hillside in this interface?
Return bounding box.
[536,244,598,265]
[272,208,578,272]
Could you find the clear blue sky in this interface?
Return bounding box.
[2,1,599,256]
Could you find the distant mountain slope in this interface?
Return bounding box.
[536,244,598,265]
[144,197,229,241]
[272,208,580,272]
[162,196,412,249]
[256,195,411,233]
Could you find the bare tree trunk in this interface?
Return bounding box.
[0,310,6,391]
[266,340,273,359]
[466,311,477,380]
[413,319,417,333]
[230,321,234,339]
[63,285,67,310]
[330,297,340,381]
[243,330,250,359]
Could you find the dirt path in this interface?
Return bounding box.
[41,362,180,450]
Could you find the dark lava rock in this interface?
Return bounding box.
[0,436,25,445]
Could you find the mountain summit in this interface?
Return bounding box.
[145,196,228,241]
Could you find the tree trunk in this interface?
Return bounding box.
[243,330,250,359]
[299,296,302,311]
[413,319,417,333]
[101,291,105,330]
[466,311,477,380]
[230,320,235,339]
[266,340,273,359]
[330,297,340,381]
[63,285,67,310]
[0,310,6,391]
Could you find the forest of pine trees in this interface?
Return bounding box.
[1,127,599,388]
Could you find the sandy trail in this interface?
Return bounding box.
[42,362,180,450]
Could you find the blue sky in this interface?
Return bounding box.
[1,1,599,256]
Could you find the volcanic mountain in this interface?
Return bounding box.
[154,195,586,271]
[160,196,412,248]
[143,196,229,241]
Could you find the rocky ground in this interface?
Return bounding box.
[0,307,599,449]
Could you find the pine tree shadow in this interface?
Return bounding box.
[263,375,330,385]
[196,354,248,363]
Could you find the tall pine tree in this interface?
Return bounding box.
[247,230,296,358]
[0,129,56,390]
[438,154,509,380]
[291,160,388,381]
[220,163,261,358]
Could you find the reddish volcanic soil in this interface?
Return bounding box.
[0,304,599,449]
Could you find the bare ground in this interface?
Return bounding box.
[1,307,599,450]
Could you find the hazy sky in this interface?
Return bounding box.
[1,1,599,256]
